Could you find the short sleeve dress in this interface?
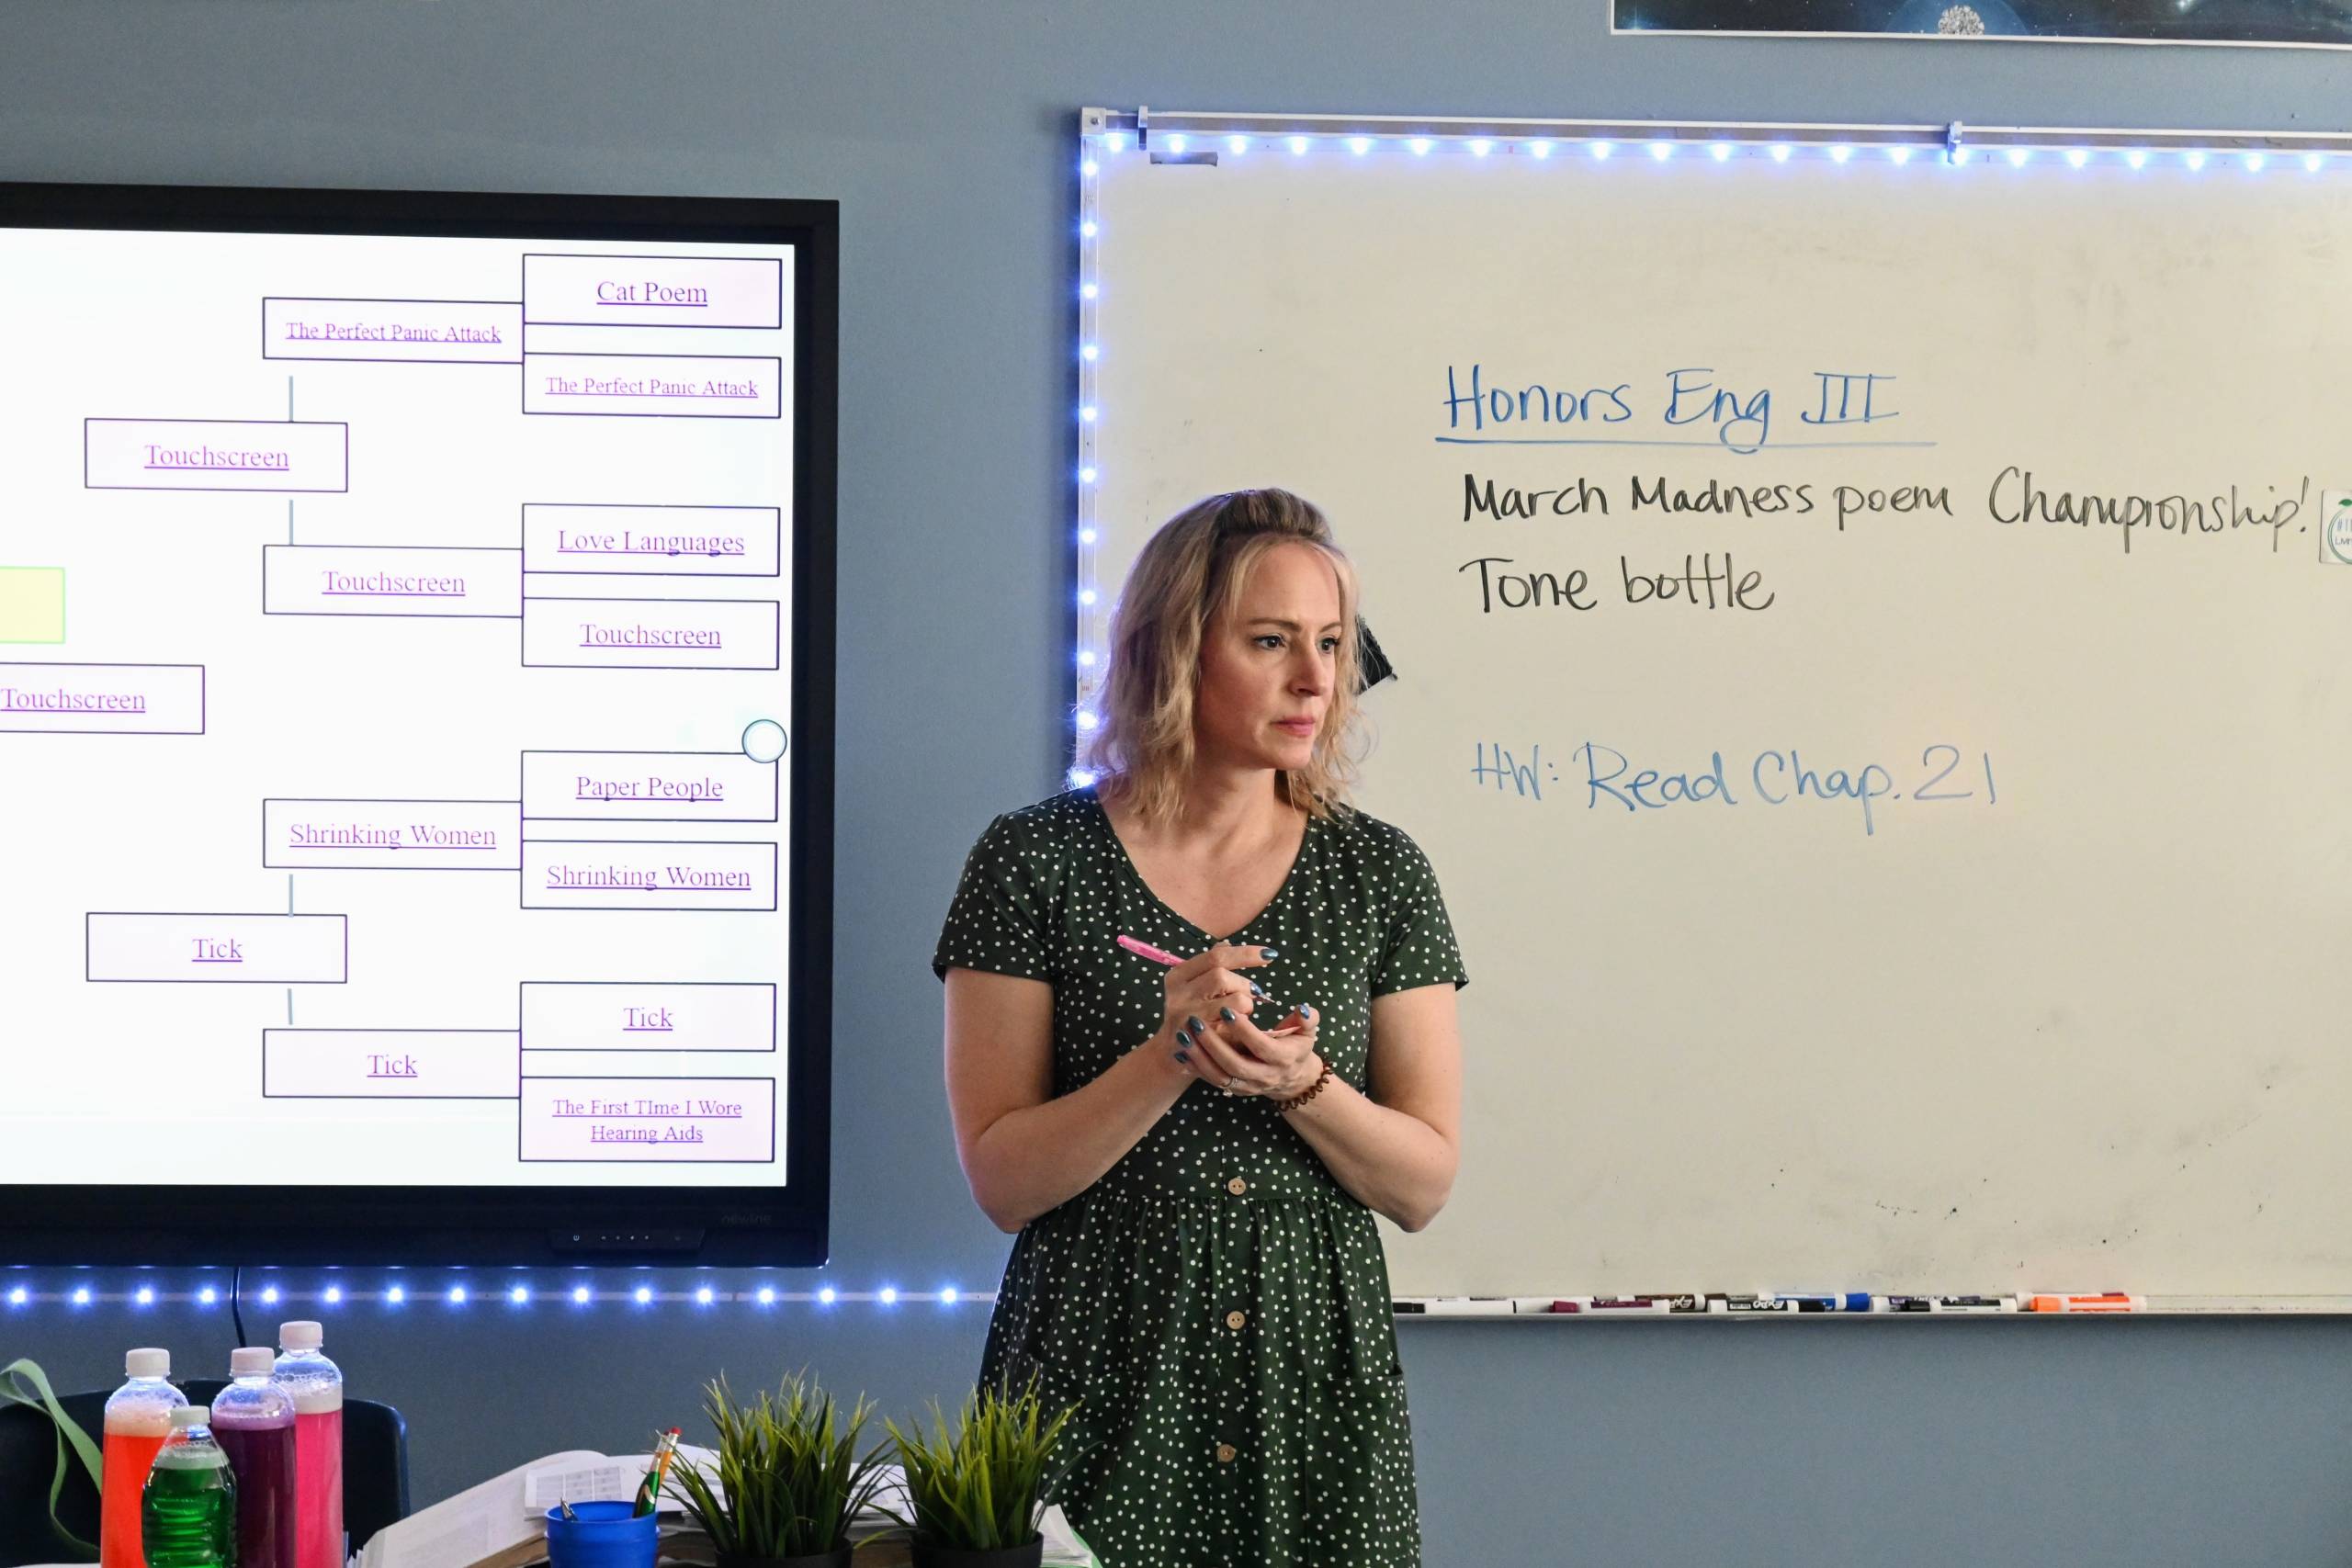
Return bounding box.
[932,787,1467,1568]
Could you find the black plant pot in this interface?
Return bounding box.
[909,1537,1045,1568]
[716,1550,853,1568]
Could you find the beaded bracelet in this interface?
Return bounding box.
[1273,1059,1334,1114]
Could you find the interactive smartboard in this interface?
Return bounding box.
[1078,113,2352,1299]
[0,185,836,1264]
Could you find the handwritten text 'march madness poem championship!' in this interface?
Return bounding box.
[1434,364,2319,613]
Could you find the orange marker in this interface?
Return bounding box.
[2028,1292,2146,1313]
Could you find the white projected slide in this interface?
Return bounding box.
[0,227,795,1188]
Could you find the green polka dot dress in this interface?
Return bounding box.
[933,787,1467,1568]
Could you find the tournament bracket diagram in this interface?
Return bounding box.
[0,235,797,1182]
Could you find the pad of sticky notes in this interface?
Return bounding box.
[0,568,65,643]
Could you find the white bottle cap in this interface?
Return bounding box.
[230,1347,274,1376]
[171,1405,209,1427]
[279,1320,322,1350]
[126,1348,170,1378]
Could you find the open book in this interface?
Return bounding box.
[356,1449,683,1568]
[354,1449,1096,1568]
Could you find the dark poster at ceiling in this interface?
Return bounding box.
[1615,0,2352,45]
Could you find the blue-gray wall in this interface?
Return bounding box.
[6,4,2349,1561]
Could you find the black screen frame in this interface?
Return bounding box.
[0,181,838,1269]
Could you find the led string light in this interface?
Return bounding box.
[0,1276,984,1310]
[1071,114,1108,792]
[1082,118,2344,177]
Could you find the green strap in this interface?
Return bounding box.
[1,1357,103,1558]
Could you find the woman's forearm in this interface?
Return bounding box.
[964,1032,1193,1232]
[1283,1071,1457,1232]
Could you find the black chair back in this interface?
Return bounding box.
[0,1390,107,1566]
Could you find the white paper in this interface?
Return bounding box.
[1039,1505,1096,1567]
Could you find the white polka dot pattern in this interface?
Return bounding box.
[933,789,1468,1566]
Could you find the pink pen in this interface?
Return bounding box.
[1119,934,1289,1022]
[1116,934,1184,966]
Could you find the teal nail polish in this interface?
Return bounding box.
[1187,1016,1205,1034]
[1250,981,1267,998]
[1174,1050,1191,1065]
[1219,1007,1236,1023]
[1301,1003,1316,1020]
[1261,947,1279,960]
[1175,1031,1191,1048]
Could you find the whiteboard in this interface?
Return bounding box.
[1080,115,2352,1298]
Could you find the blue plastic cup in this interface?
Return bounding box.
[545,1501,659,1568]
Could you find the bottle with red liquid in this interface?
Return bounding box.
[211,1348,297,1568]
[102,1348,188,1568]
[271,1324,341,1568]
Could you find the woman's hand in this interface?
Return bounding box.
[1158,942,1276,1059]
[1178,999,1322,1100]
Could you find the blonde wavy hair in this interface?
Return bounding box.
[1083,489,1368,829]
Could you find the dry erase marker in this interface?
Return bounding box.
[1708,1293,1800,1315]
[1770,1292,1873,1313]
[2028,1293,2146,1314]
[1391,1299,1509,1315]
[1553,1294,1703,1314]
[1553,1297,1668,1315]
[1877,1294,2021,1314]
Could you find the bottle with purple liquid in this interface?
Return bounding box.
[211,1348,297,1568]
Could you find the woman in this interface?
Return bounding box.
[933,489,1466,1566]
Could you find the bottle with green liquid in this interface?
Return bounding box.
[143,1405,238,1568]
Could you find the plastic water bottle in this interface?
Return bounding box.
[103,1348,188,1568]
[211,1348,298,1568]
[272,1323,342,1568]
[142,1405,236,1568]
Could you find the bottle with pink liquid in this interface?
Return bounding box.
[102,1348,188,1568]
[272,1323,342,1568]
[212,1347,298,1568]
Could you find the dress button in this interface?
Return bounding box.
[1215,1442,1238,1464]
[1226,1177,1248,1196]
[1225,1309,1247,1330]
